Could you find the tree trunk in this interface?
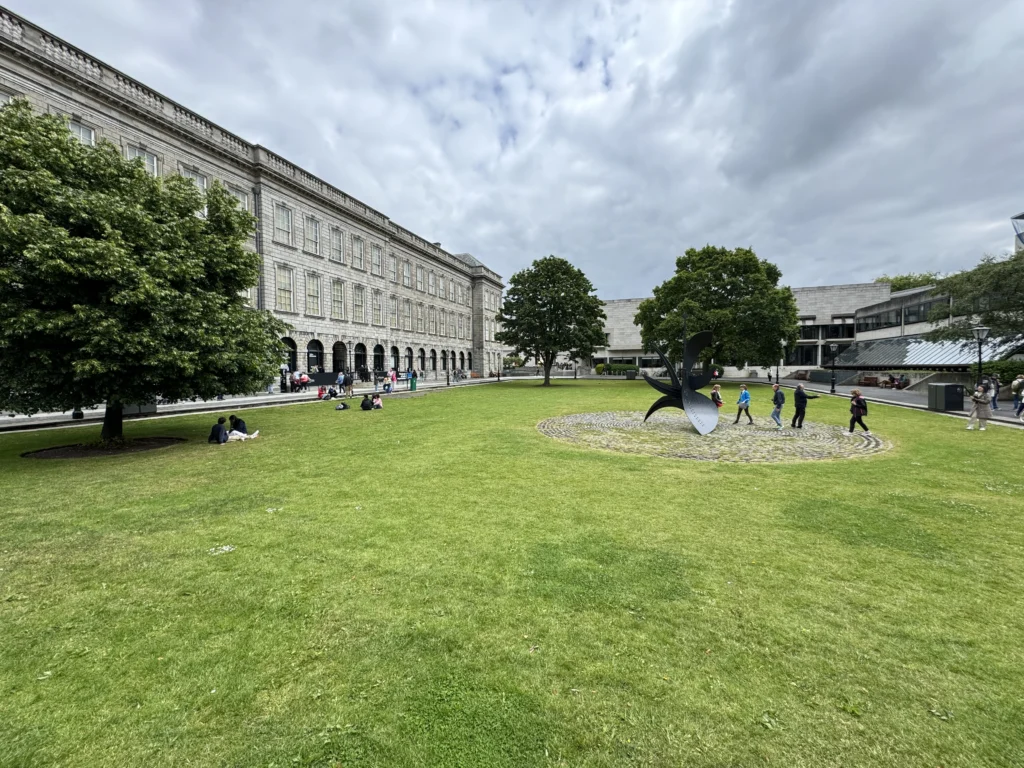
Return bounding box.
[543,357,553,386]
[101,400,124,441]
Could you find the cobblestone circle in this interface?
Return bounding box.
[537,411,893,463]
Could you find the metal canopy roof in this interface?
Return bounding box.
[834,336,1021,370]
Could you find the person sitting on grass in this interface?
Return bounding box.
[360,394,374,411]
[208,416,228,445]
[372,394,383,410]
[227,414,259,440]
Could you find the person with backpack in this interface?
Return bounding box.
[847,389,871,436]
[792,384,820,429]
[734,384,753,424]
[990,374,1001,410]
[770,384,785,429]
[711,384,724,409]
[1011,374,1023,413]
[343,370,354,398]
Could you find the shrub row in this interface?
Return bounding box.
[595,363,640,375]
[973,360,1024,382]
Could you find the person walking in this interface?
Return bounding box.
[344,370,354,398]
[990,374,1001,410]
[847,389,871,435]
[734,384,753,424]
[770,384,785,429]
[1011,374,1024,414]
[966,384,992,431]
[791,384,820,429]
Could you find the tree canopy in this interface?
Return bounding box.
[925,252,1024,341]
[635,245,798,369]
[0,99,286,439]
[874,272,941,292]
[495,256,606,385]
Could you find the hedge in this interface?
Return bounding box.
[973,360,1024,382]
[596,363,640,375]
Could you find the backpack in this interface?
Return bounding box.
[1013,379,1022,394]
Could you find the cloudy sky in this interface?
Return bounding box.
[12,0,1024,298]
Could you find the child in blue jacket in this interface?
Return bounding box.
[734,384,753,424]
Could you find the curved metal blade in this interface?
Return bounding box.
[684,331,714,390]
[651,346,680,389]
[680,387,719,435]
[644,395,681,421]
[642,372,678,398]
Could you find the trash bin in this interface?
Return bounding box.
[927,383,965,412]
[625,370,637,380]
[410,376,417,391]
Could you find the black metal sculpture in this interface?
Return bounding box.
[642,330,719,435]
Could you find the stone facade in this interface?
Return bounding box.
[0,6,505,377]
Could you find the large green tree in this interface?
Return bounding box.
[0,99,286,440]
[925,251,1024,341]
[635,245,798,369]
[495,256,606,385]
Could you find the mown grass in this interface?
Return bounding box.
[1,381,1022,767]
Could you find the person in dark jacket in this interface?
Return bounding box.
[770,384,785,429]
[847,389,871,435]
[227,415,258,440]
[791,384,820,428]
[208,417,228,445]
[360,394,374,411]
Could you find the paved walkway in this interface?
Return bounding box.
[0,375,503,433]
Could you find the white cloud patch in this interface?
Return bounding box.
[12,0,1024,296]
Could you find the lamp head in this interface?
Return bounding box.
[971,326,990,342]
[830,343,839,353]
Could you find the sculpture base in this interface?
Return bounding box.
[537,411,892,463]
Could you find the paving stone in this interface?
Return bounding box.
[536,411,893,463]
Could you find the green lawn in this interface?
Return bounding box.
[1,381,1022,767]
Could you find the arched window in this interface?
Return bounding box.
[450,351,457,370]
[354,343,367,371]
[418,348,426,371]
[441,350,448,370]
[332,342,347,373]
[405,347,413,371]
[281,337,298,372]
[467,352,473,372]
[459,351,465,370]
[307,340,324,372]
[430,349,437,371]
[373,344,385,371]
[390,346,400,370]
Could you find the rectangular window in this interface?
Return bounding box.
[69,121,94,146]
[416,305,424,332]
[126,145,158,176]
[403,299,412,331]
[228,187,249,212]
[181,167,207,191]
[275,265,294,311]
[306,273,321,315]
[390,296,399,328]
[428,272,436,295]
[439,275,446,300]
[439,310,446,336]
[448,281,455,302]
[353,285,365,322]
[330,228,344,262]
[353,238,364,269]
[304,217,320,255]
[403,262,412,288]
[274,204,292,244]
[429,307,437,334]
[416,266,424,292]
[458,315,464,339]
[331,279,346,319]
[457,285,463,306]
[372,245,383,276]
[372,292,383,325]
[388,254,398,282]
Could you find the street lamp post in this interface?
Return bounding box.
[972,326,990,387]
[777,339,787,384]
[829,342,839,395]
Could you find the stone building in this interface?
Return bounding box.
[0,6,505,378]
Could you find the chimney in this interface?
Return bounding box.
[433,242,441,247]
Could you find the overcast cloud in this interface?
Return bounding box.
[11,0,1024,297]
